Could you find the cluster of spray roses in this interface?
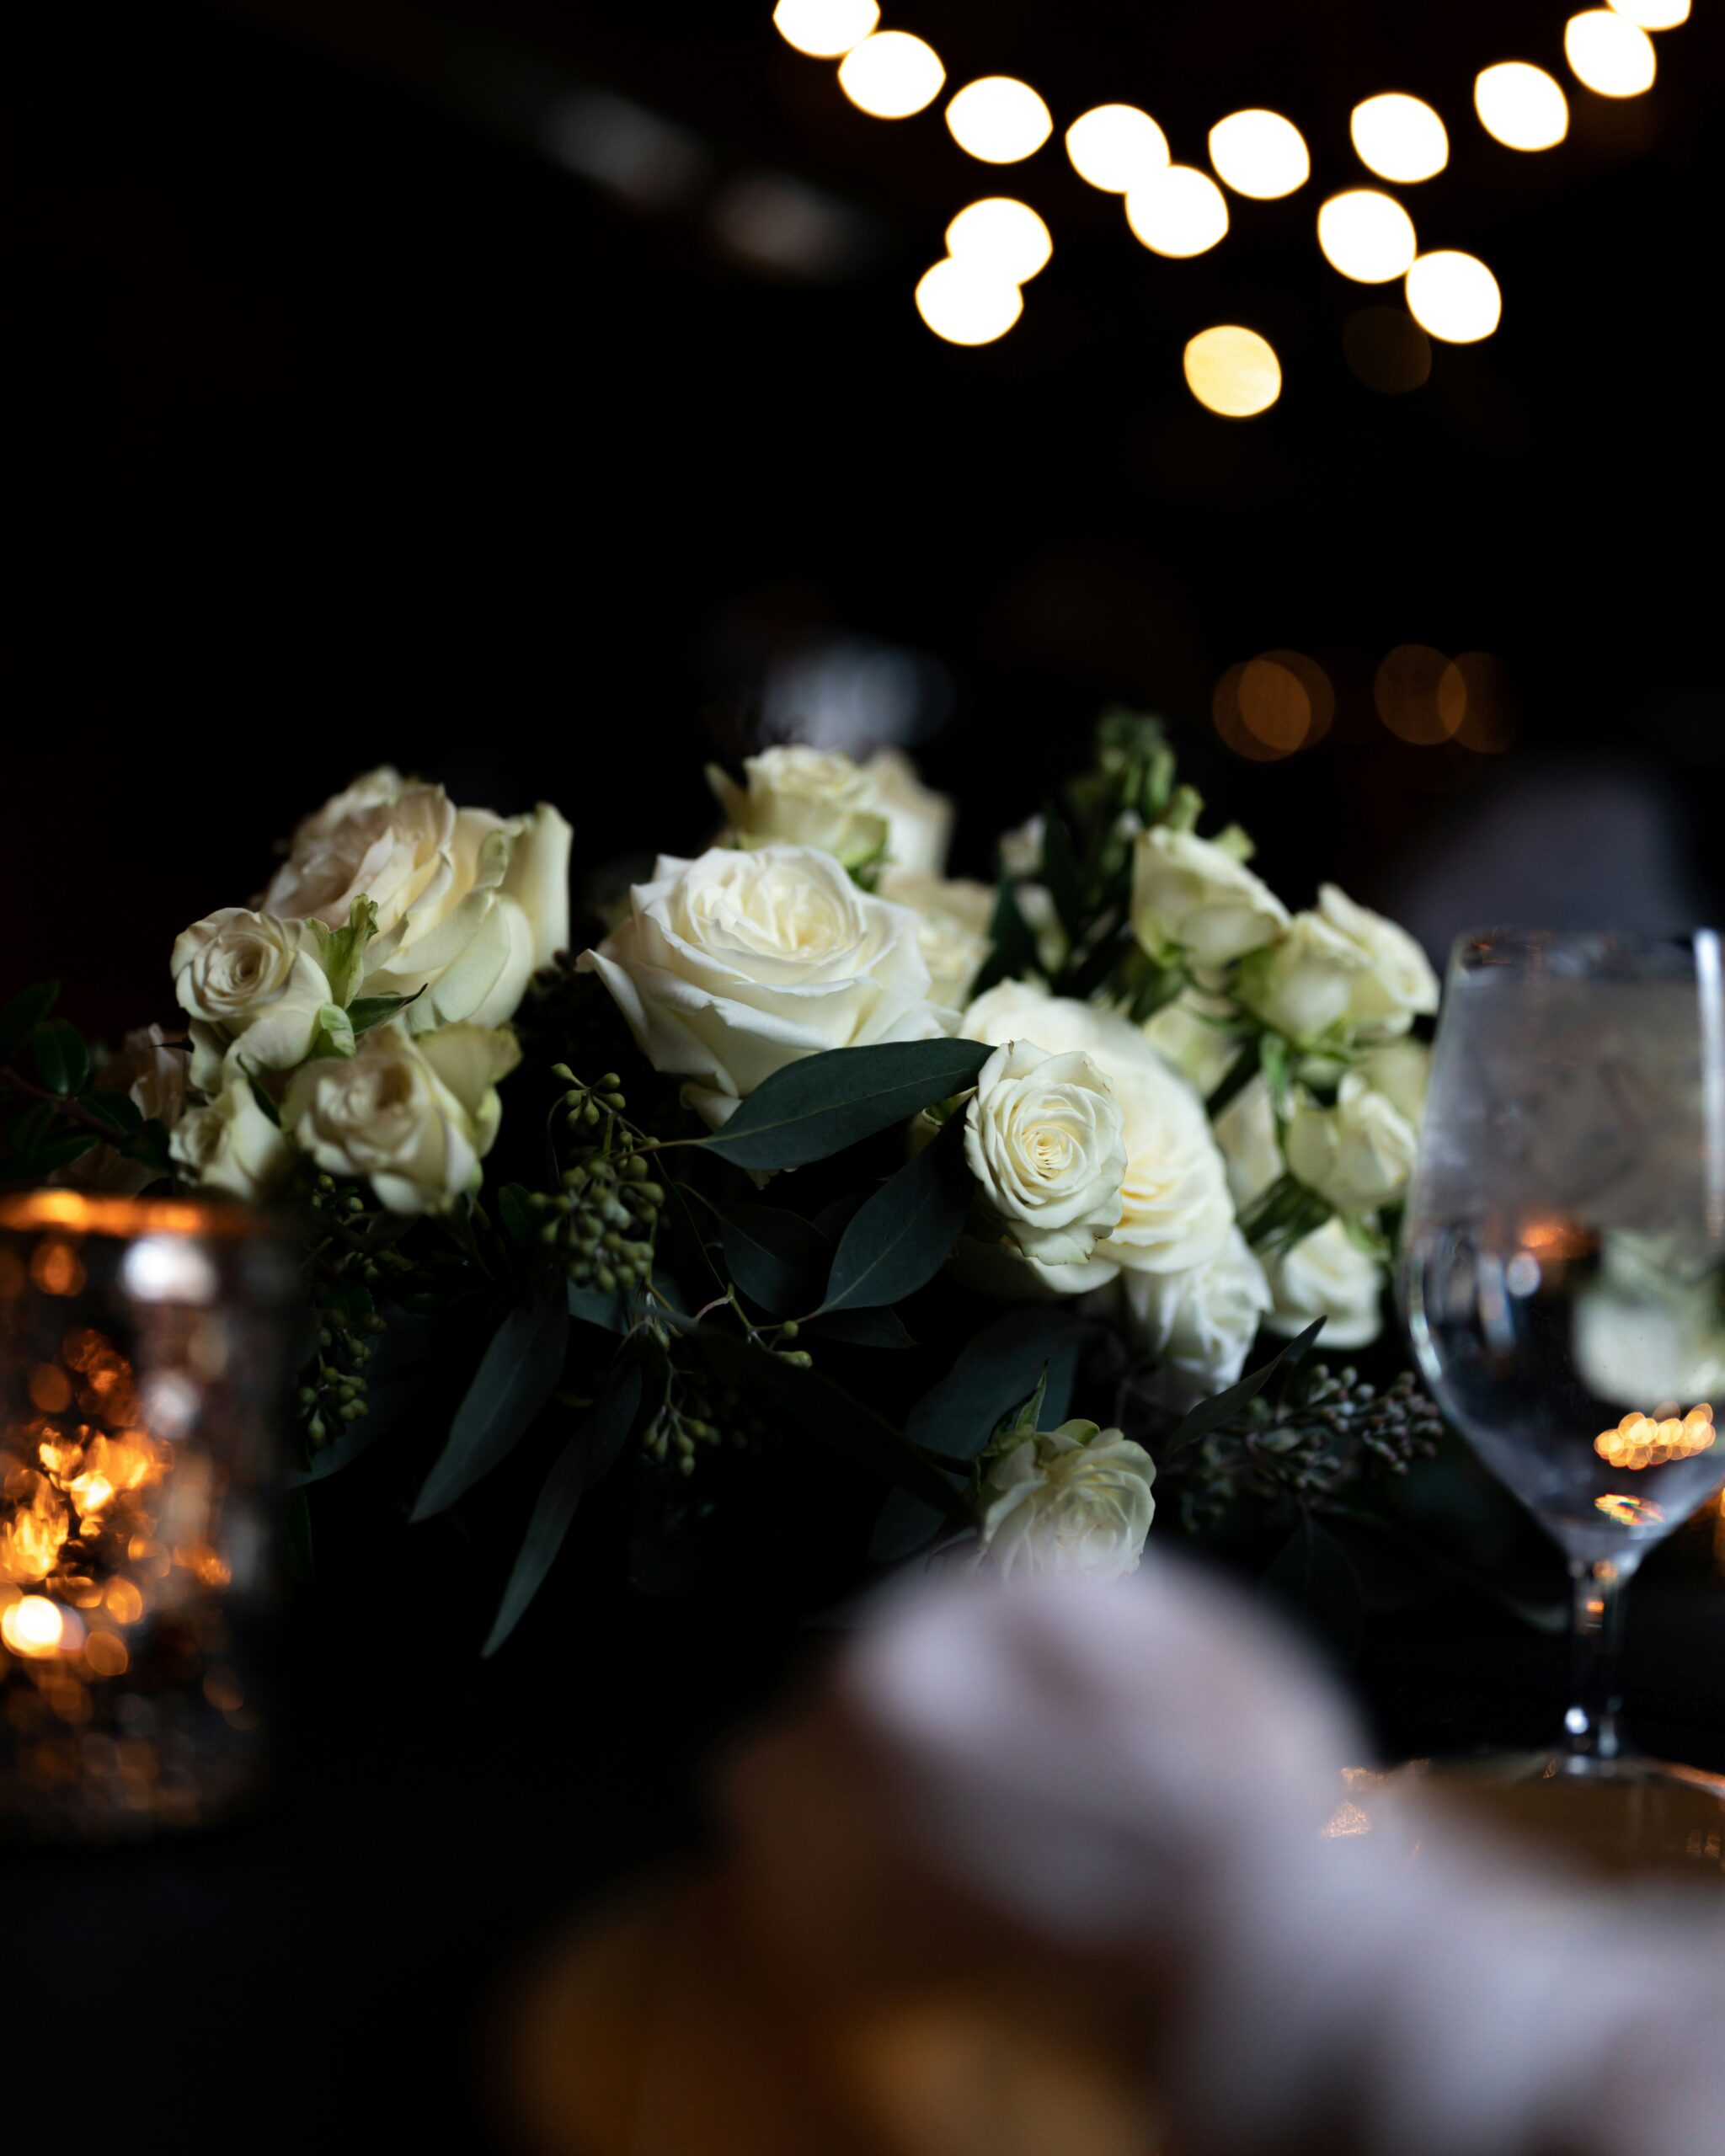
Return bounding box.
[165,770,572,1214]
[576,735,1437,1582]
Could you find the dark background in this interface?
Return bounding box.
[5,7,1725,2148]
[4,0,1723,1026]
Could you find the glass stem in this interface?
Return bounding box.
[1565,1557,1626,1761]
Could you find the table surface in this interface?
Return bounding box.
[10,1550,1725,2156]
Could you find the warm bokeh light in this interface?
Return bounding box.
[1343,307,1431,393]
[914,257,1023,344]
[1595,1406,1715,1470]
[944,77,1054,163]
[1183,326,1281,417]
[1065,104,1170,192]
[1474,62,1570,150]
[1405,250,1502,342]
[1609,0,1688,27]
[1214,654,1332,760]
[1,1594,65,1657]
[1375,644,1467,744]
[772,0,879,59]
[945,198,1052,283]
[1349,93,1449,184]
[837,31,945,119]
[1449,651,1518,753]
[1207,110,1309,200]
[1564,10,1657,94]
[1125,167,1229,258]
[1317,190,1417,283]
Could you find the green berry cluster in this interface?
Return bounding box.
[298,1171,403,1451]
[640,1371,767,1478]
[531,1067,664,1294]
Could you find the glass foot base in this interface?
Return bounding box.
[1393,1752,1725,1882]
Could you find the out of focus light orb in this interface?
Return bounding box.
[1375,645,1467,744]
[945,77,1053,163]
[772,0,879,59]
[1609,0,1688,27]
[1564,11,1657,94]
[1215,654,1332,760]
[1343,307,1432,392]
[838,31,945,118]
[1125,167,1229,258]
[915,257,1023,344]
[946,198,1052,282]
[1207,110,1310,199]
[1183,326,1281,417]
[1350,93,1449,183]
[1065,104,1170,192]
[1317,190,1417,282]
[1474,63,1570,150]
[1450,653,1519,754]
[1406,251,1501,342]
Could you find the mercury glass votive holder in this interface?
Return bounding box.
[0,1190,298,1838]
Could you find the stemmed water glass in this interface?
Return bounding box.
[1401,928,1725,1790]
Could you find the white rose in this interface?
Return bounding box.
[708,745,889,870]
[286,764,406,847]
[1119,1226,1272,1411]
[977,1421,1156,1582]
[1215,1075,1283,1212]
[1144,986,1242,1099]
[964,1040,1127,1279]
[172,909,337,1081]
[866,746,953,876]
[109,1023,189,1129]
[877,868,993,1011]
[579,845,942,1129]
[962,980,1234,1277]
[1316,884,1439,1038]
[1284,1074,1418,1214]
[282,1022,520,1215]
[1131,827,1289,971]
[169,1071,293,1203]
[267,777,571,1033]
[1236,912,1366,1042]
[1355,1034,1430,1127]
[1263,1218,1384,1349]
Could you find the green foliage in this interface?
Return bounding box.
[413,1282,570,1519]
[0,983,174,1189]
[817,1119,973,1315]
[690,1038,992,1171]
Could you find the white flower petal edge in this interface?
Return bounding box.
[1263,1219,1384,1350]
[171,910,337,1077]
[978,1420,1156,1582]
[169,1071,294,1203]
[1284,1074,1417,1215]
[1120,1226,1272,1412]
[1132,826,1288,971]
[578,845,944,1129]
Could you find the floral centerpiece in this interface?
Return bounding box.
[0,714,1446,1646]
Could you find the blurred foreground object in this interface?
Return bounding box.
[512,1561,1725,2155]
[0,1191,295,1837]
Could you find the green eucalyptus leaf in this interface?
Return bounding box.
[718,1203,832,1316]
[411,1286,570,1519]
[1039,807,1087,943]
[1159,1317,1325,1460]
[348,989,425,1036]
[119,1120,173,1174]
[971,877,1043,998]
[818,1120,972,1315]
[695,1327,963,1520]
[30,1130,99,1175]
[483,1354,644,1655]
[695,1039,992,1171]
[32,1018,90,1096]
[804,1306,915,1349]
[497,1184,538,1251]
[0,981,57,1068]
[567,1279,633,1332]
[244,1070,282,1129]
[78,1088,144,1138]
[903,1305,1082,1461]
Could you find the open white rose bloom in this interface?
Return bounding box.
[79,712,1441,1646]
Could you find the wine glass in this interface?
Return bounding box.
[1401,927,1725,1794]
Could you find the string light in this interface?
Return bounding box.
[945,77,1053,163]
[1317,190,1417,283]
[1609,0,1688,25]
[914,257,1023,344]
[1183,326,1282,417]
[772,0,879,59]
[838,30,945,118]
[1350,93,1450,184]
[1065,104,1170,192]
[1405,250,1502,342]
[1564,11,1657,95]
[1474,62,1570,150]
[1207,111,1310,200]
[946,198,1052,282]
[1125,167,1229,258]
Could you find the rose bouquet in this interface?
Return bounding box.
[0,714,1448,1646]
